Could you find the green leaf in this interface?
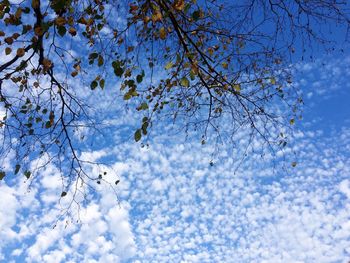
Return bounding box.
[45,121,52,128]
[89,53,99,59]
[57,26,66,37]
[24,170,31,179]
[139,102,148,110]
[0,171,5,180]
[141,121,149,135]
[136,74,143,83]
[114,67,124,77]
[123,93,132,100]
[15,164,20,175]
[192,10,200,21]
[90,80,98,90]
[180,77,190,87]
[134,129,142,142]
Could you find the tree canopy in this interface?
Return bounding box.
[0,0,349,202]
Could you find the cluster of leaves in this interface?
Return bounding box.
[0,0,348,203]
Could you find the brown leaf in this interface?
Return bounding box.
[55,17,66,26]
[16,48,25,57]
[42,58,52,71]
[68,27,77,36]
[174,0,185,11]
[4,37,13,45]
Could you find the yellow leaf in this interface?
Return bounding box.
[143,16,150,24]
[71,71,78,77]
[180,77,190,87]
[222,62,228,69]
[151,11,162,23]
[159,27,167,40]
[5,47,11,55]
[165,61,173,70]
[233,84,241,92]
[270,77,276,85]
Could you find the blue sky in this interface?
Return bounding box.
[0,51,350,262]
[0,2,350,261]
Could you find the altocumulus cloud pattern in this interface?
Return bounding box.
[0,56,350,262]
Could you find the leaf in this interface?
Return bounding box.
[151,11,162,22]
[192,10,200,21]
[134,129,142,142]
[270,77,276,85]
[222,62,228,69]
[5,47,11,55]
[165,61,173,70]
[180,77,190,87]
[123,93,132,100]
[290,118,295,125]
[68,27,77,36]
[90,80,98,90]
[55,17,66,26]
[15,164,20,175]
[24,170,31,179]
[16,48,25,57]
[57,26,66,37]
[159,27,167,40]
[174,0,185,11]
[233,84,241,92]
[114,67,124,77]
[89,53,99,59]
[115,180,120,185]
[139,102,148,111]
[45,121,52,128]
[98,55,104,66]
[136,74,143,83]
[61,191,67,197]
[0,171,5,180]
[99,79,105,89]
[4,37,13,45]
[291,161,297,167]
[42,59,52,70]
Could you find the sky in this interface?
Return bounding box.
[0,2,350,262]
[0,52,349,262]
